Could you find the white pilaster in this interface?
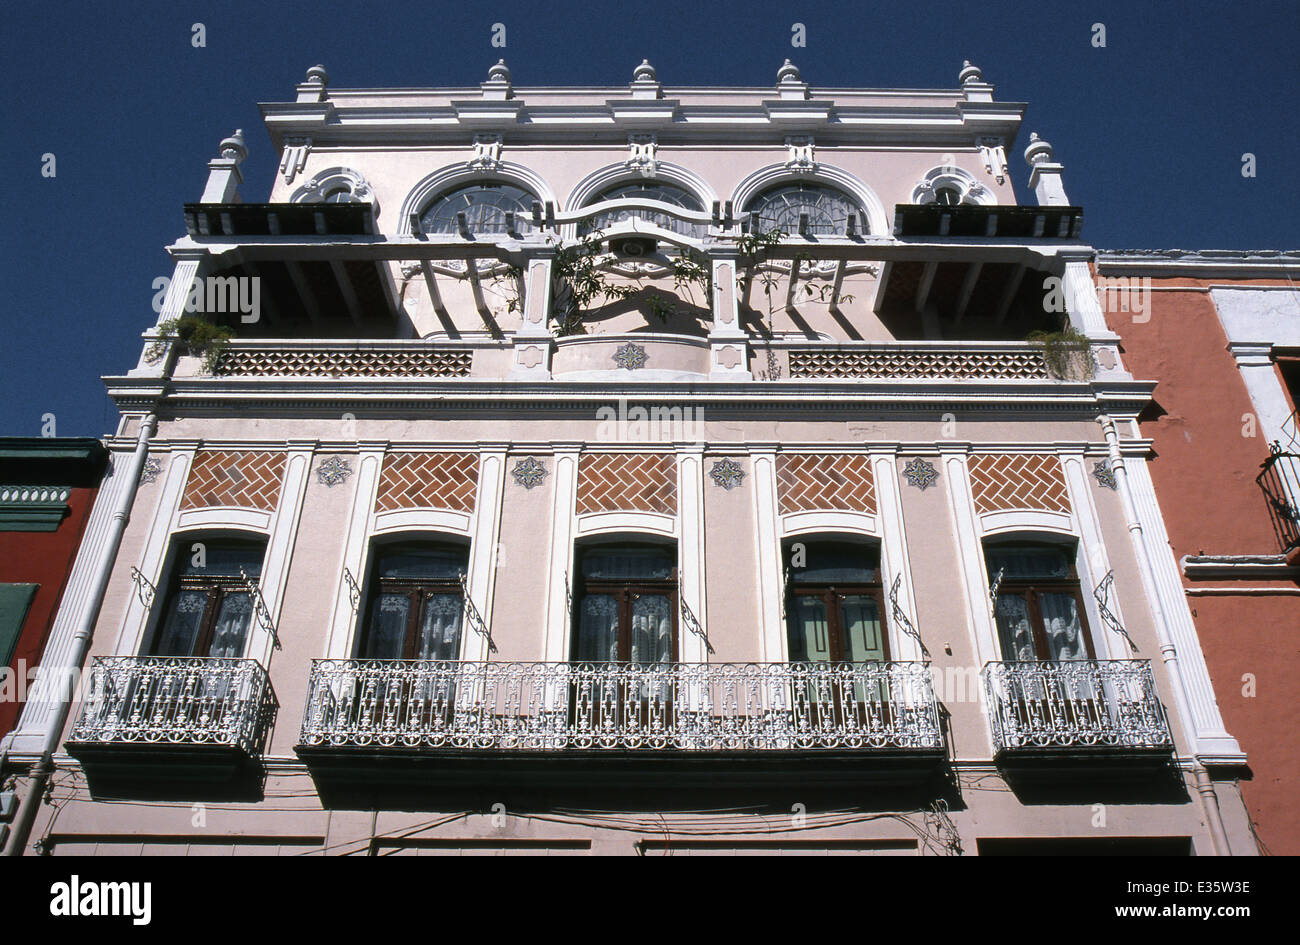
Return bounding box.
[111,446,196,657]
[870,448,925,662]
[324,445,386,659]
[750,446,785,662]
[248,442,314,667]
[542,445,581,662]
[1060,450,1129,660]
[1121,457,1244,763]
[677,445,708,662]
[463,447,507,661]
[938,444,998,667]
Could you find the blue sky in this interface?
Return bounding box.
[0,0,1296,437]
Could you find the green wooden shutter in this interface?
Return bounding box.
[0,583,39,667]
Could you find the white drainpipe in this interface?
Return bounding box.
[1097,414,1230,855]
[2,413,157,856]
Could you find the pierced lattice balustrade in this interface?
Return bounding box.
[213,346,473,378]
[787,347,1050,380]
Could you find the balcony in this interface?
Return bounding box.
[297,660,944,802]
[982,660,1174,776]
[65,656,278,798]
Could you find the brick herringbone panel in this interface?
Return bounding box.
[375,453,479,512]
[180,451,286,510]
[776,454,876,514]
[968,454,1071,514]
[577,453,677,515]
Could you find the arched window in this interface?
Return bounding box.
[358,542,468,660]
[580,181,705,238]
[292,168,376,209]
[418,181,536,235]
[745,182,866,236]
[986,542,1094,661]
[783,541,888,663]
[149,537,267,658]
[572,543,676,665]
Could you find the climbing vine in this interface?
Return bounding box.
[548,230,710,336]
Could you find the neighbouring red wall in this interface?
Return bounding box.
[1106,274,1300,854]
[0,484,97,737]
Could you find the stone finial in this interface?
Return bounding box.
[305,64,329,86]
[633,59,657,82]
[1024,132,1055,166]
[959,60,983,85]
[488,59,512,82]
[777,59,802,83]
[218,129,247,164]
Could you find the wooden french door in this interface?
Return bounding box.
[150,539,266,659]
[571,545,678,737]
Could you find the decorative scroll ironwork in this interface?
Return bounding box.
[1257,443,1300,553]
[988,566,1005,613]
[299,660,943,752]
[68,656,277,756]
[457,571,498,654]
[214,346,473,378]
[342,566,362,613]
[787,347,1050,380]
[981,660,1174,752]
[1093,570,1137,653]
[889,574,927,655]
[239,566,280,650]
[677,578,715,655]
[129,567,156,610]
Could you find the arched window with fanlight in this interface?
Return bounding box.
[745,182,866,236]
[580,180,706,238]
[417,181,536,236]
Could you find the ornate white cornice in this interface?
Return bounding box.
[1097,249,1300,278]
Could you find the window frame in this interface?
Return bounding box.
[356,542,468,661]
[987,544,1097,662]
[570,544,679,665]
[147,538,266,659]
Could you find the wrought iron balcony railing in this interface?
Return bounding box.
[1257,445,1300,552]
[299,660,942,752]
[982,659,1174,753]
[68,656,277,758]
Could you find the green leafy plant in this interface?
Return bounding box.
[548,231,709,335]
[1026,324,1097,380]
[146,316,235,374]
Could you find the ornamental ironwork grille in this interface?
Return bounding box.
[68,656,278,757]
[787,348,1050,380]
[299,660,942,752]
[1257,446,1300,553]
[981,659,1173,752]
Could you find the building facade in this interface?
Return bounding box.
[0,61,1259,855]
[0,438,107,741]
[1095,250,1300,854]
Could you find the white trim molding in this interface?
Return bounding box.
[565,160,718,215]
[730,162,889,237]
[397,161,559,234]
